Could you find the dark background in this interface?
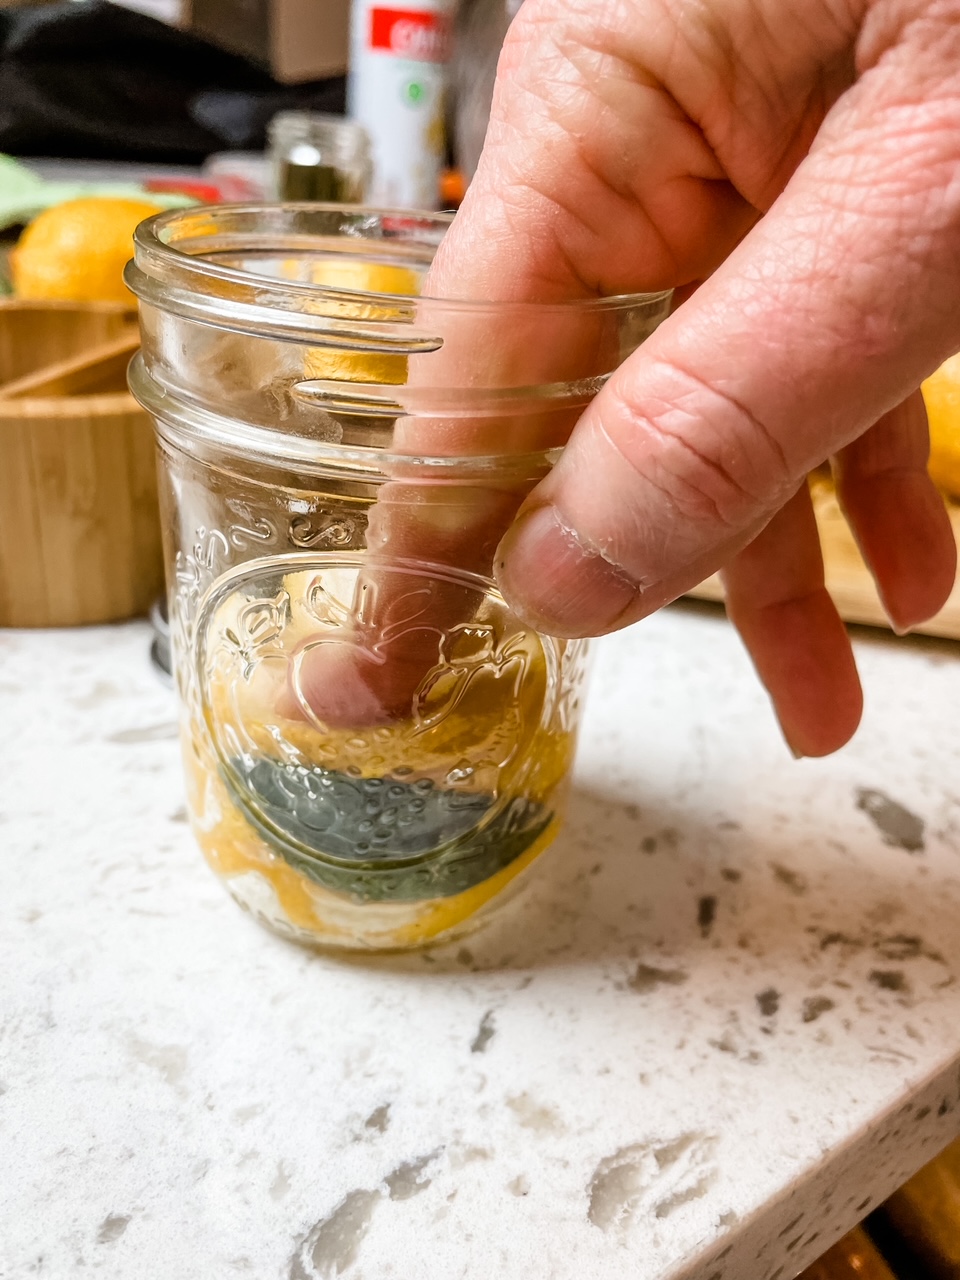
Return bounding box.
[0,1,345,161]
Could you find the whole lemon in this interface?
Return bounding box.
[922,352,960,498]
[11,196,163,305]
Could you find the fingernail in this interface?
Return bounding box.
[879,593,915,636]
[494,504,640,635]
[778,716,809,758]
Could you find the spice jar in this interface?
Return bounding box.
[126,204,670,951]
[268,112,372,202]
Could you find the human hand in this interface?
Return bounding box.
[424,0,960,757]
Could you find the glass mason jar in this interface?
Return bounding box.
[126,205,671,951]
[268,112,372,203]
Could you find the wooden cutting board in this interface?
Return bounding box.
[686,483,960,641]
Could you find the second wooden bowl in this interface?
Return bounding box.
[0,302,164,628]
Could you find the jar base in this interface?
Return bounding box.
[218,832,551,955]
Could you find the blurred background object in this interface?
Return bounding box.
[870,1136,960,1279]
[0,153,193,233]
[149,594,172,680]
[796,1138,960,1279]
[924,352,960,500]
[105,0,182,19]
[450,0,519,181]
[201,149,270,199]
[189,0,350,84]
[268,109,370,200]
[0,0,513,209]
[10,195,163,301]
[0,0,344,161]
[799,1226,896,1279]
[348,0,454,207]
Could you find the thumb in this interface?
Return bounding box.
[494,46,960,635]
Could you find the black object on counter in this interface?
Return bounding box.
[149,595,172,684]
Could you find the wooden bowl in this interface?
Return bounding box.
[0,302,164,628]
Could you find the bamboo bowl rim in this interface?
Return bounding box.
[0,298,136,315]
[0,391,144,420]
[0,298,142,418]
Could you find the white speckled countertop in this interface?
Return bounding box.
[3,604,960,1280]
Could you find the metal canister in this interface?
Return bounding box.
[347,0,455,208]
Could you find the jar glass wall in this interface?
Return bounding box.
[127,205,671,951]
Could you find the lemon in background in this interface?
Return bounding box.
[11,196,163,305]
[923,352,960,498]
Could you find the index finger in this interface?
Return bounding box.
[291,279,672,727]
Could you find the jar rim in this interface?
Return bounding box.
[127,204,674,472]
[128,203,673,319]
[128,351,566,479]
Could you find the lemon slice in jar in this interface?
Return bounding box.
[388,815,558,946]
[304,258,419,385]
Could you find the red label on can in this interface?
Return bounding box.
[368,8,451,62]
